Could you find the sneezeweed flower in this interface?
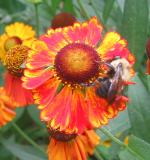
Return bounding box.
[47,129,99,160]
[0,87,17,127]
[51,12,76,29]
[23,17,135,134]
[0,22,35,106]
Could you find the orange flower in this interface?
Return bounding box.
[47,130,99,160]
[23,17,135,133]
[0,22,35,106]
[0,87,17,127]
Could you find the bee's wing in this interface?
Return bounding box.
[107,63,123,103]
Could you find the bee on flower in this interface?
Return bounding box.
[22,17,135,135]
[0,22,36,106]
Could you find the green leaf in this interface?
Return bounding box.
[97,110,130,140]
[0,145,12,160]
[15,107,25,121]
[147,75,150,92]
[119,149,138,160]
[127,74,150,143]
[0,0,25,13]
[1,137,47,160]
[51,0,61,15]
[121,0,148,69]
[119,135,150,160]
[116,0,125,12]
[63,0,75,14]
[129,135,150,159]
[27,105,45,128]
[103,0,115,23]
[95,146,110,160]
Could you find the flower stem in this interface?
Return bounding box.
[94,148,104,160]
[77,0,89,19]
[34,3,40,37]
[99,127,125,146]
[99,127,142,159]
[11,121,46,155]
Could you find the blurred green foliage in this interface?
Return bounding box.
[0,0,150,160]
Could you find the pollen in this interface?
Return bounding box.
[55,43,100,85]
[5,45,29,76]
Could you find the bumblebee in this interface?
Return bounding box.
[96,62,123,103]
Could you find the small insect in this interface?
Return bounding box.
[96,63,123,104]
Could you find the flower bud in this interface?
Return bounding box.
[51,12,76,29]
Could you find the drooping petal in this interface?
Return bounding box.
[0,87,17,127]
[5,72,33,106]
[85,88,128,128]
[34,78,60,108]
[86,88,109,127]
[40,87,91,133]
[64,17,103,46]
[47,130,100,160]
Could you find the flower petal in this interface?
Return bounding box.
[64,17,103,46]
[47,130,99,160]
[40,87,91,133]
[23,69,54,89]
[5,72,33,106]
[5,22,35,40]
[0,34,8,63]
[40,29,68,53]
[26,40,54,70]
[97,32,135,64]
[34,78,60,107]
[0,87,17,127]
[85,88,128,128]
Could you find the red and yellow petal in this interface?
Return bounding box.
[26,40,54,70]
[97,32,123,57]
[40,29,68,53]
[47,130,100,160]
[5,72,33,107]
[23,69,54,89]
[40,87,91,133]
[86,88,128,128]
[34,78,60,107]
[86,88,109,127]
[97,32,135,64]
[0,87,16,127]
[64,16,103,46]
